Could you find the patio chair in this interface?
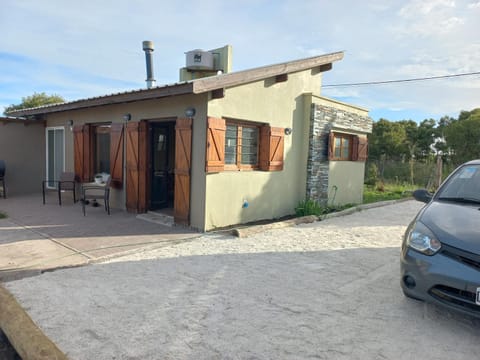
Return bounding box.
[42,172,77,205]
[0,160,5,199]
[81,176,111,216]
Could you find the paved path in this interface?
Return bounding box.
[5,200,480,359]
[0,194,198,281]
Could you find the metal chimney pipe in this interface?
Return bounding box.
[142,41,156,88]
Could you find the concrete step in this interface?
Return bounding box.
[136,211,174,227]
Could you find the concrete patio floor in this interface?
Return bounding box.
[0,193,200,282]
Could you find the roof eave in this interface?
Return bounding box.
[8,82,195,117]
[192,51,344,94]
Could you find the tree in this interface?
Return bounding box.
[4,92,65,115]
[368,119,407,161]
[444,109,480,165]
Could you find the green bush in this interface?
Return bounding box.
[295,199,356,217]
[295,199,323,217]
[365,163,378,186]
[0,211,7,219]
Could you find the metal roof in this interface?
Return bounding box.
[8,82,194,117]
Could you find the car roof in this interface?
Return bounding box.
[463,160,480,165]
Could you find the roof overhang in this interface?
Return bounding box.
[0,116,44,126]
[192,51,344,94]
[8,82,194,117]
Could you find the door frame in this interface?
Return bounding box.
[148,120,176,211]
[126,117,192,226]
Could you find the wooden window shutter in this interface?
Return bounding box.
[109,123,124,188]
[259,125,284,171]
[73,124,92,182]
[125,121,148,213]
[206,117,226,172]
[125,122,140,213]
[328,131,335,161]
[352,136,359,161]
[355,136,368,162]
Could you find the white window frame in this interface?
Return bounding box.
[45,126,66,189]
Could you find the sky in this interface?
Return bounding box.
[1,0,479,122]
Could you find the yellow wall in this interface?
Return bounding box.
[45,94,208,230]
[328,161,365,205]
[204,70,322,229]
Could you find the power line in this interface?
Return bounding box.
[323,71,480,88]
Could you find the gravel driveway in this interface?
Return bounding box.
[6,200,480,359]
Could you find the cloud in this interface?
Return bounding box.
[395,0,465,37]
[399,0,455,16]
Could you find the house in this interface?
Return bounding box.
[7,44,372,231]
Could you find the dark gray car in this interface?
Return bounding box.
[400,159,480,318]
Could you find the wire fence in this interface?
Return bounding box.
[365,158,458,189]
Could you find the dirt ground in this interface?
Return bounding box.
[5,200,480,359]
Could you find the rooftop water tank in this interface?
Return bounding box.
[186,49,214,71]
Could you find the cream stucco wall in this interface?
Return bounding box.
[204,70,323,230]
[45,94,208,230]
[328,161,366,205]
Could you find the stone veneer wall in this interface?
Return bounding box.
[306,103,372,204]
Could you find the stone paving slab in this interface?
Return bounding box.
[0,194,199,281]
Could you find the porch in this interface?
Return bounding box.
[0,193,199,281]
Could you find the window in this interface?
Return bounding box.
[73,123,124,186]
[328,132,369,162]
[225,122,259,169]
[206,117,284,172]
[45,127,65,188]
[93,125,111,174]
[333,133,352,160]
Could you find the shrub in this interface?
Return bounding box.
[295,199,355,217]
[365,163,378,186]
[295,199,324,217]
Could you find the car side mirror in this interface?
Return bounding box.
[412,189,433,203]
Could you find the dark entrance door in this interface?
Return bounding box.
[150,122,175,210]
